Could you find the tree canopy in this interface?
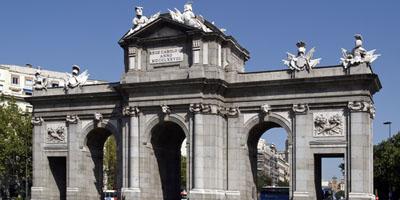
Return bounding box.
[0,96,32,198]
[374,132,400,199]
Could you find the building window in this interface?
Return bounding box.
[25,77,33,86]
[0,84,3,91]
[51,82,59,88]
[11,75,19,85]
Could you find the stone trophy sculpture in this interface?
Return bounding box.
[33,68,48,90]
[341,34,380,68]
[283,41,321,71]
[64,65,89,90]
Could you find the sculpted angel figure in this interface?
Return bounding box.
[283,41,321,71]
[33,68,48,90]
[64,65,89,90]
[341,34,380,68]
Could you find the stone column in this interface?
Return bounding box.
[121,106,141,199]
[31,117,46,200]
[189,104,237,200]
[291,104,314,200]
[66,115,81,200]
[226,113,242,200]
[348,101,375,200]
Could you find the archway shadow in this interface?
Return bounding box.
[151,121,186,200]
[86,127,115,199]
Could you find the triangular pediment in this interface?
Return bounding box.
[119,16,201,44]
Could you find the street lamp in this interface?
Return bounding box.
[383,121,392,138]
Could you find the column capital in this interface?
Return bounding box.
[123,106,140,117]
[31,116,44,126]
[66,114,79,124]
[348,101,375,118]
[292,103,309,115]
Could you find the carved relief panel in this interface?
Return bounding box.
[313,111,345,137]
[46,123,67,143]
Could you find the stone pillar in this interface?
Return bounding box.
[226,114,243,200]
[348,101,375,200]
[121,106,141,199]
[66,115,81,200]
[31,117,47,200]
[292,104,314,200]
[189,104,237,200]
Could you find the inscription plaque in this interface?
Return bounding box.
[149,47,183,64]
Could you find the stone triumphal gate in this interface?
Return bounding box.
[29,4,381,200]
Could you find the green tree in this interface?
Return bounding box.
[103,135,117,190]
[257,171,272,190]
[0,96,32,198]
[180,156,187,190]
[374,132,400,199]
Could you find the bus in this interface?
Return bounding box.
[259,186,289,200]
[104,190,118,200]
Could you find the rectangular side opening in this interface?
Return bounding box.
[48,157,66,200]
[314,154,345,200]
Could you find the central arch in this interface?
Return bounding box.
[150,119,187,200]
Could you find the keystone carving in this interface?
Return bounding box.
[292,104,309,114]
[47,126,66,143]
[314,112,344,137]
[161,104,171,114]
[94,112,103,121]
[31,117,44,126]
[261,104,271,114]
[123,106,140,117]
[66,114,79,124]
[348,101,376,118]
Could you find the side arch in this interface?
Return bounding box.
[244,112,292,145]
[80,120,120,150]
[144,114,190,146]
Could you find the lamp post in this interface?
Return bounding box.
[383,121,392,138]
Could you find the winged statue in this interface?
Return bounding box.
[64,65,90,90]
[33,68,49,90]
[340,34,380,69]
[283,41,321,71]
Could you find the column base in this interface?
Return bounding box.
[31,187,45,200]
[189,189,226,200]
[293,191,310,200]
[121,187,141,199]
[349,192,375,200]
[225,190,241,200]
[67,187,80,200]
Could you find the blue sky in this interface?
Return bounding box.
[1,0,398,181]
